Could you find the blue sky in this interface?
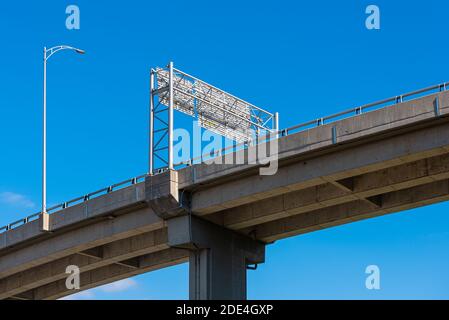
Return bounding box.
[1,0,448,299]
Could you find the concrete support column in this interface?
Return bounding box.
[167,215,265,300]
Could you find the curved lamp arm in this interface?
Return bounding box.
[41,44,85,224]
[45,45,85,61]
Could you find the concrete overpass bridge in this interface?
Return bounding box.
[1,84,449,299]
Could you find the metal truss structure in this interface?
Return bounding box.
[149,62,279,174]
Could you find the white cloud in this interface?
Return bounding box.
[0,192,35,208]
[99,278,137,293]
[60,290,95,300]
[59,278,138,300]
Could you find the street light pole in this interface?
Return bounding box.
[41,45,85,231]
[42,47,47,218]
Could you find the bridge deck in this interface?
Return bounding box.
[1,89,449,299]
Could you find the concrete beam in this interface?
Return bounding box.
[4,151,449,298]
[177,92,449,189]
[210,153,449,229]
[246,179,449,242]
[189,122,449,215]
[0,207,163,279]
[50,183,146,231]
[0,183,146,250]
[4,152,449,297]
[18,248,188,300]
[0,228,168,299]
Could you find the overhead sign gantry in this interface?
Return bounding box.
[149,62,279,174]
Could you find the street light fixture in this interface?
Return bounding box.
[41,45,85,231]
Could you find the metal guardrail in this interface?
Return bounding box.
[173,82,449,167]
[1,82,447,235]
[0,174,147,233]
[280,82,448,136]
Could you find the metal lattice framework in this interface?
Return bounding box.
[149,62,279,174]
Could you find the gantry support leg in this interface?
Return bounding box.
[167,215,265,300]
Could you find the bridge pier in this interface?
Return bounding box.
[167,215,265,300]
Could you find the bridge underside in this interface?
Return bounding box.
[1,91,449,299]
